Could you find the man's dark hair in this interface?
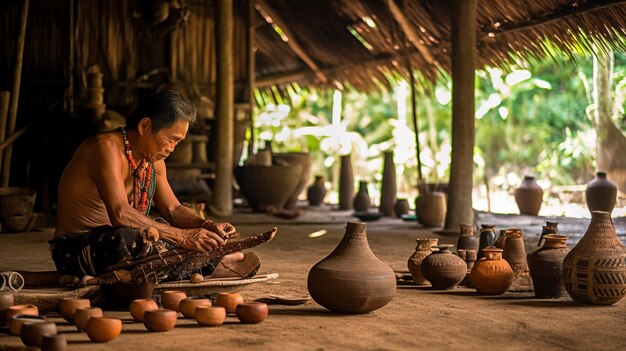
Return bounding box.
[127,90,197,132]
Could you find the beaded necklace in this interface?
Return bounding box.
[119,127,157,216]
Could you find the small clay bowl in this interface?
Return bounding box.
[6,304,38,321]
[160,290,187,312]
[74,307,103,331]
[215,292,244,314]
[179,297,211,319]
[195,306,226,327]
[235,302,268,324]
[41,334,67,351]
[190,273,204,283]
[129,299,158,322]
[59,297,90,322]
[85,316,122,343]
[9,314,46,335]
[20,321,58,347]
[143,309,177,332]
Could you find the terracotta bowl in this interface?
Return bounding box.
[74,307,103,331]
[9,314,46,335]
[129,299,159,322]
[235,302,268,324]
[41,334,67,351]
[144,309,177,332]
[20,321,57,347]
[195,306,226,327]
[160,290,187,312]
[59,298,90,322]
[85,316,122,343]
[179,297,211,319]
[6,304,38,322]
[215,292,244,314]
[190,273,204,283]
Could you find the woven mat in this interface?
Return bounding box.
[154,273,279,295]
[12,285,100,312]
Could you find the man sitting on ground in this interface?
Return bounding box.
[50,90,260,283]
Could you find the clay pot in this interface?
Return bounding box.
[86,316,122,342]
[353,181,371,212]
[528,234,570,298]
[393,199,410,217]
[585,171,617,213]
[407,238,439,285]
[420,244,467,290]
[161,290,187,312]
[273,152,312,210]
[0,291,13,325]
[235,164,303,212]
[562,211,626,305]
[144,309,177,332]
[6,304,38,322]
[494,229,506,249]
[179,297,212,318]
[415,192,446,227]
[59,298,90,322]
[470,248,514,295]
[514,175,543,215]
[307,176,327,206]
[339,154,355,210]
[307,222,396,314]
[537,222,560,247]
[379,151,397,217]
[129,299,159,322]
[20,321,57,347]
[502,229,534,292]
[477,224,497,260]
[236,302,268,324]
[41,334,67,351]
[74,307,103,331]
[457,224,479,252]
[9,314,46,335]
[190,273,204,283]
[195,306,226,327]
[215,292,244,314]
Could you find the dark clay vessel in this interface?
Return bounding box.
[457,224,479,253]
[528,234,569,298]
[585,171,617,213]
[514,175,543,215]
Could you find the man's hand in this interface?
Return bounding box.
[202,221,237,240]
[177,228,226,252]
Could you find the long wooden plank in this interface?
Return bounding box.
[386,0,434,65]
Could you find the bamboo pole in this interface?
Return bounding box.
[3,0,29,187]
[0,92,10,174]
[211,0,234,216]
[444,0,476,230]
[246,0,256,156]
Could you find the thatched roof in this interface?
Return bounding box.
[254,0,626,92]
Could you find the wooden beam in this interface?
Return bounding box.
[254,0,327,83]
[246,0,256,156]
[386,0,434,65]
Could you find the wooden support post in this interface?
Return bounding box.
[3,0,29,187]
[64,0,75,117]
[0,92,10,175]
[211,0,234,216]
[246,0,256,156]
[444,0,476,231]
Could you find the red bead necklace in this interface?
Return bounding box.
[119,127,156,215]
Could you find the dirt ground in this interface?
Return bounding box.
[1,208,625,351]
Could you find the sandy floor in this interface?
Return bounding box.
[1,208,625,351]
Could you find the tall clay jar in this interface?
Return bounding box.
[379,151,397,217]
[478,224,497,260]
[502,229,534,292]
[514,175,543,215]
[307,176,327,206]
[528,234,570,298]
[339,155,355,210]
[415,192,446,227]
[420,244,467,290]
[307,222,396,314]
[407,238,439,285]
[470,248,514,295]
[562,211,626,305]
[353,181,371,212]
[457,224,479,253]
[585,171,617,213]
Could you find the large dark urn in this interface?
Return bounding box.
[235,164,302,212]
[585,171,617,213]
[514,175,543,215]
[353,181,371,212]
[307,222,396,314]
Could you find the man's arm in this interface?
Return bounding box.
[89,137,224,252]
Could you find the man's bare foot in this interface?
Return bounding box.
[210,251,261,279]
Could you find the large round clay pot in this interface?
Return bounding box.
[514,175,543,215]
[585,171,617,213]
[353,181,371,212]
[74,307,103,331]
[470,248,514,295]
[273,152,312,210]
[393,199,410,218]
[379,151,397,217]
[215,292,244,314]
[86,317,122,342]
[307,222,396,314]
[338,154,354,210]
[179,297,211,318]
[407,238,439,285]
[129,299,158,322]
[420,244,467,290]
[235,164,302,211]
[20,321,57,347]
[562,211,626,305]
[477,224,497,260]
[143,309,177,332]
[307,176,327,206]
[235,302,268,324]
[502,229,534,292]
[9,314,46,335]
[195,306,226,327]
[0,291,13,325]
[161,290,187,312]
[41,334,67,351]
[528,234,569,298]
[457,224,479,253]
[415,192,446,227]
[59,298,90,322]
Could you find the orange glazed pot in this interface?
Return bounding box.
[215,293,244,314]
[179,297,212,319]
[470,248,514,295]
[129,299,159,322]
[160,290,187,312]
[144,309,177,332]
[85,317,122,343]
[235,302,268,324]
[59,298,90,322]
